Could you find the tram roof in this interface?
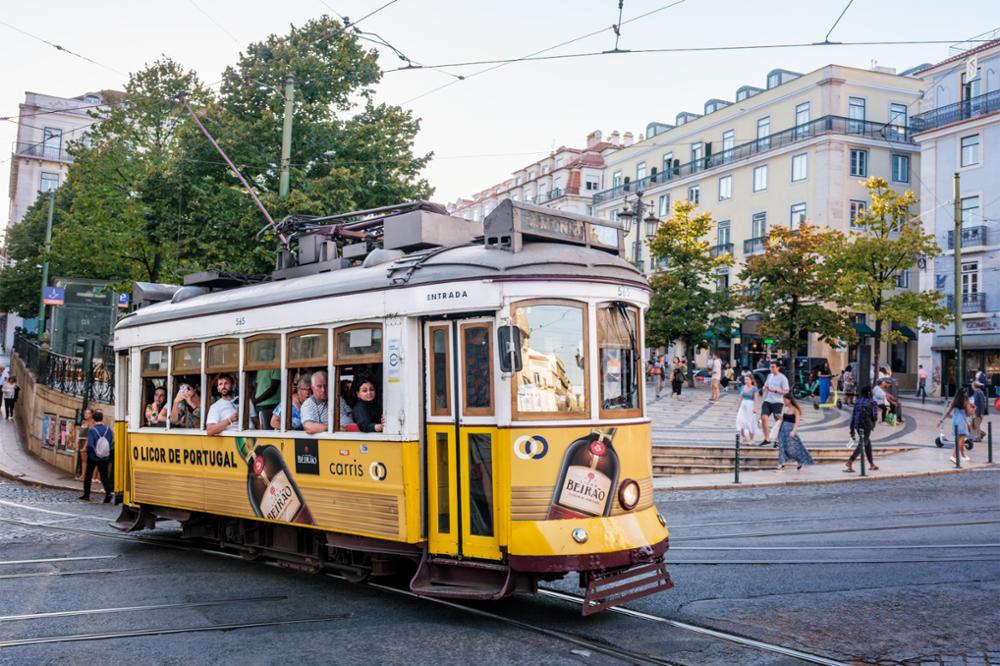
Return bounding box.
[116,241,645,330]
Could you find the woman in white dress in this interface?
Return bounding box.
[735,374,760,444]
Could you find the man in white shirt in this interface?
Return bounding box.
[709,353,722,403]
[760,361,789,447]
[206,374,239,436]
[301,370,329,435]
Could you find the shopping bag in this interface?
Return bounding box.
[752,417,764,440]
[846,436,857,449]
[769,419,781,442]
[885,413,897,427]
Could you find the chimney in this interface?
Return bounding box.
[623,131,634,147]
[610,130,621,145]
[586,129,602,147]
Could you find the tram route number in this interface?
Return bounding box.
[235,316,246,327]
[616,286,632,298]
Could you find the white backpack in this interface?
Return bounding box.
[94,426,111,459]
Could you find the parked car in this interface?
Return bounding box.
[693,369,712,383]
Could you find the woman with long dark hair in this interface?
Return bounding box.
[351,378,383,433]
[939,388,974,464]
[776,394,815,471]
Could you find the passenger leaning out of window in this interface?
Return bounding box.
[351,378,384,433]
[171,383,201,428]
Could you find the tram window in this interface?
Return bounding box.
[467,433,494,536]
[171,344,202,429]
[289,330,330,433]
[243,336,280,430]
[597,302,642,417]
[334,324,383,431]
[429,326,451,416]
[207,339,243,428]
[435,432,450,532]
[140,347,167,428]
[511,301,588,419]
[460,324,492,416]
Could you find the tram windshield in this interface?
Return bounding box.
[597,302,641,416]
[512,301,588,418]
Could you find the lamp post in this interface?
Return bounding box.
[617,190,660,272]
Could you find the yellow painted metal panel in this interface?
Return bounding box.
[509,506,667,557]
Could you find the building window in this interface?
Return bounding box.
[718,219,731,246]
[585,176,600,191]
[718,175,732,201]
[961,196,980,226]
[895,271,910,289]
[658,193,671,217]
[962,68,982,102]
[767,72,781,88]
[757,117,770,150]
[962,261,980,299]
[891,154,910,183]
[790,202,806,229]
[636,161,646,181]
[612,171,622,188]
[961,135,981,167]
[83,94,101,104]
[42,127,62,159]
[39,172,59,193]
[691,143,704,167]
[555,158,564,168]
[722,130,735,156]
[791,153,807,182]
[849,149,868,177]
[515,176,522,185]
[687,185,700,205]
[527,170,535,180]
[848,96,866,132]
[850,200,867,227]
[889,102,908,140]
[794,102,810,138]
[752,165,768,192]
[751,212,767,239]
[662,152,674,177]
[542,164,550,175]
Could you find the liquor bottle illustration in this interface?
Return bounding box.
[235,437,314,525]
[546,428,620,520]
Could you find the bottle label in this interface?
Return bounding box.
[556,465,612,515]
[259,471,302,522]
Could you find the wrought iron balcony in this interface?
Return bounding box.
[742,285,761,299]
[13,140,73,162]
[536,187,564,204]
[947,225,988,250]
[593,114,915,205]
[912,89,1000,134]
[743,237,766,255]
[946,292,988,313]
[710,242,733,258]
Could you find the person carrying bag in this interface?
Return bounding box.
[79,410,114,503]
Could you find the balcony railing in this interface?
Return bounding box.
[947,225,988,250]
[13,141,73,162]
[536,187,564,204]
[912,90,1000,134]
[743,285,761,299]
[710,242,734,258]
[946,292,988,314]
[13,330,114,403]
[743,237,766,255]
[593,114,914,205]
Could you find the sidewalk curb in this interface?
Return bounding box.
[0,466,79,493]
[653,463,998,492]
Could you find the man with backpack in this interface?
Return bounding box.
[80,409,114,503]
[971,381,989,442]
[845,386,879,472]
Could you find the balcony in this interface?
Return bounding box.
[13,140,72,163]
[912,89,1000,134]
[743,237,766,255]
[946,292,988,313]
[947,225,988,250]
[536,188,564,204]
[592,114,915,205]
[710,242,733,258]
[743,285,761,299]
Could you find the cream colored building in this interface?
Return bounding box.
[593,64,923,382]
[448,130,628,221]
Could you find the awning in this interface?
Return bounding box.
[892,324,918,341]
[853,322,875,337]
[931,333,1000,351]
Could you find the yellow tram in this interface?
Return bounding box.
[111,200,671,613]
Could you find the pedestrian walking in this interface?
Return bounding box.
[670,357,685,399]
[735,374,760,444]
[843,365,856,406]
[2,375,18,421]
[709,352,722,403]
[722,363,734,393]
[970,381,988,442]
[845,386,878,472]
[938,389,975,465]
[650,355,665,399]
[932,365,942,398]
[916,364,928,400]
[759,361,789,448]
[75,408,94,481]
[817,361,833,405]
[776,394,815,471]
[79,409,114,503]
[0,365,8,387]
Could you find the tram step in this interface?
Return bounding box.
[409,554,514,601]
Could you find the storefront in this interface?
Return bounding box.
[932,330,1000,398]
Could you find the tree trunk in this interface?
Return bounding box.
[787,326,798,394]
[872,317,882,388]
[685,341,696,388]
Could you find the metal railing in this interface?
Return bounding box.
[743,237,766,255]
[912,90,1000,133]
[13,140,73,162]
[593,114,915,205]
[946,292,988,313]
[710,242,734,258]
[947,225,988,250]
[12,330,114,403]
[536,187,564,204]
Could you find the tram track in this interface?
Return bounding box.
[665,505,1000,531]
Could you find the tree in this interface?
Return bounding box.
[824,177,951,381]
[738,224,853,385]
[646,201,734,382]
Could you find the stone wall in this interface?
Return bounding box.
[10,353,113,475]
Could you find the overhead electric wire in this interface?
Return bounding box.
[822,0,856,44]
[187,0,242,45]
[352,0,401,27]
[0,103,105,122]
[0,19,125,75]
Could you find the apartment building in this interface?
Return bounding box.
[912,36,1000,396]
[592,64,923,381]
[448,130,627,221]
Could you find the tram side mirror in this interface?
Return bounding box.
[498,325,523,373]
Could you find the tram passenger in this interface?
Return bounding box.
[301,370,329,434]
[351,378,383,433]
[270,375,311,430]
[205,374,238,435]
[171,381,202,428]
[145,386,168,427]
[338,378,354,430]
[252,367,281,430]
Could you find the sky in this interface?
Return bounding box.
[1,0,997,214]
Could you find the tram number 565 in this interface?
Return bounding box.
[616,286,632,299]
[235,316,246,327]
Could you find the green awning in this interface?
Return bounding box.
[892,324,918,341]
[853,322,875,337]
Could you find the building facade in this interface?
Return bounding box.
[913,38,1000,396]
[592,64,923,382]
[448,130,628,221]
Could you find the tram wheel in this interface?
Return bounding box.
[341,568,372,584]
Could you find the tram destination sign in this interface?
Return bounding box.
[484,199,624,256]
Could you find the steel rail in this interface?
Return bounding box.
[665,557,1000,565]
[0,568,133,580]
[0,555,117,566]
[672,519,1000,543]
[0,596,284,623]
[672,543,1000,550]
[665,506,1000,531]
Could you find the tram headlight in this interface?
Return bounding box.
[618,479,640,511]
[571,528,589,544]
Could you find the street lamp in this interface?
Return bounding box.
[618,190,659,272]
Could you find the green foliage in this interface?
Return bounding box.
[824,177,951,375]
[738,224,853,380]
[646,201,735,370]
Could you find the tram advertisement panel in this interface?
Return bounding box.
[127,433,414,541]
[508,423,653,522]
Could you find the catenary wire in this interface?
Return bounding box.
[187,0,243,45]
[822,0,856,44]
[0,19,125,75]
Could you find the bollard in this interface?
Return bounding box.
[955,424,961,469]
[922,391,926,405]
[734,433,741,484]
[989,421,994,464]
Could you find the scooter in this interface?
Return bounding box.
[934,425,975,449]
[814,373,842,410]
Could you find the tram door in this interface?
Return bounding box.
[425,318,501,561]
